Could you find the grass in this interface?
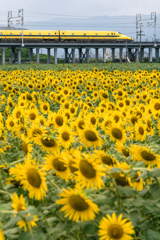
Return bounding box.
[0,62,160,72]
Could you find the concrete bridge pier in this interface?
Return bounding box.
[30,48,33,62]
[95,48,98,63]
[140,48,144,62]
[136,49,139,62]
[128,48,132,61]
[86,48,89,63]
[72,49,75,63]
[65,48,69,63]
[36,48,40,64]
[149,48,152,63]
[54,48,57,64]
[11,48,15,63]
[103,48,106,63]
[18,48,21,64]
[119,48,123,63]
[2,48,5,65]
[79,48,82,63]
[112,48,115,62]
[47,48,50,64]
[155,48,159,62]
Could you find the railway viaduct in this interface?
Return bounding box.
[0,41,160,64]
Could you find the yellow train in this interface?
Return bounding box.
[0,30,133,42]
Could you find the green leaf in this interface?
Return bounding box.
[147,168,160,178]
[110,167,123,173]
[128,210,143,227]
[145,229,160,240]
[18,229,47,240]
[116,186,137,196]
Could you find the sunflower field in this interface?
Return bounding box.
[1,66,160,240]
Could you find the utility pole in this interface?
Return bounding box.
[8,9,24,47]
[137,27,145,62]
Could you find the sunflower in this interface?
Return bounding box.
[43,152,70,181]
[74,153,106,190]
[78,126,103,148]
[53,112,67,129]
[98,213,134,240]
[58,125,75,149]
[40,101,50,115]
[0,230,5,240]
[11,192,26,212]
[26,108,39,123]
[27,123,47,140]
[21,134,33,156]
[130,145,160,167]
[12,106,23,121]
[105,123,126,144]
[134,121,146,141]
[132,172,143,191]
[115,142,130,157]
[86,113,98,127]
[19,158,47,200]
[5,116,17,131]
[56,185,99,222]
[34,135,59,153]
[17,214,38,232]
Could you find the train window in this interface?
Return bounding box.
[29,33,32,35]
[20,33,22,35]
[95,33,98,35]
[39,33,41,35]
[48,33,50,35]
[107,34,109,36]
[55,32,57,34]
[10,33,12,35]
[111,33,113,35]
[62,33,64,35]
[0,33,2,35]
[72,33,74,35]
[84,33,86,35]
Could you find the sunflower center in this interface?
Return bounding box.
[62,131,70,141]
[26,94,33,101]
[41,138,56,147]
[102,93,108,98]
[69,160,78,173]
[43,105,48,111]
[154,103,160,110]
[17,203,24,212]
[90,117,96,125]
[101,156,114,166]
[32,128,42,137]
[139,127,144,135]
[27,168,41,188]
[10,121,14,127]
[16,111,21,118]
[79,160,96,178]
[108,224,123,239]
[141,150,156,161]
[111,128,122,140]
[30,113,36,120]
[131,116,138,124]
[84,130,98,142]
[78,120,84,129]
[122,148,129,157]
[69,195,89,211]
[22,141,28,155]
[52,158,67,171]
[56,116,63,126]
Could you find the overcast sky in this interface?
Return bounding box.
[0,0,160,24]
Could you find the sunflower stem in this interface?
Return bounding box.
[0,190,11,197]
[154,177,160,186]
[49,180,60,190]
[105,172,123,210]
